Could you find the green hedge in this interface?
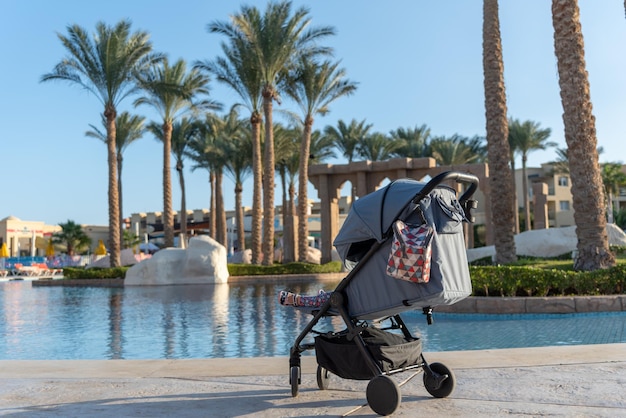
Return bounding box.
[62,267,129,280]
[227,261,343,276]
[469,265,626,296]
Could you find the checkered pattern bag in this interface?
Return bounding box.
[386,220,434,283]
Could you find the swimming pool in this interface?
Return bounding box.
[0,281,624,360]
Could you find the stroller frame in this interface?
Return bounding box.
[287,171,479,416]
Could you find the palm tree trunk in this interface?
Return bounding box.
[289,179,298,261]
[216,169,227,247]
[117,154,125,248]
[297,118,313,262]
[262,93,275,265]
[280,168,294,263]
[522,156,532,231]
[177,160,188,243]
[510,158,520,234]
[235,181,245,252]
[483,0,517,264]
[552,0,614,270]
[105,105,121,267]
[250,114,263,264]
[162,121,174,248]
[209,172,216,240]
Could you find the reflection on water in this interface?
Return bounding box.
[0,281,624,360]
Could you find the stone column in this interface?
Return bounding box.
[533,182,549,229]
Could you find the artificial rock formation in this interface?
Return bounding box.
[125,235,229,285]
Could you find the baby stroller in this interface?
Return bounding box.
[285,171,479,416]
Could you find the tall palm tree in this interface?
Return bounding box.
[86,112,146,243]
[148,117,198,241]
[508,118,555,231]
[274,124,301,262]
[52,220,92,256]
[220,112,253,253]
[199,23,264,264]
[390,124,432,158]
[429,134,486,166]
[41,20,163,267]
[600,162,626,224]
[483,0,517,264]
[135,58,218,248]
[211,1,335,265]
[552,0,614,270]
[281,57,356,262]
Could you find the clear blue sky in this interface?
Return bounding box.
[1,1,625,226]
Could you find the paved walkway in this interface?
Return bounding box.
[0,344,624,417]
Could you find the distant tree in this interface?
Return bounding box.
[357,132,399,162]
[122,230,143,250]
[429,134,486,166]
[41,20,164,267]
[281,57,357,262]
[135,58,218,248]
[390,124,432,158]
[52,220,92,256]
[600,162,626,224]
[86,111,145,242]
[508,118,555,231]
[325,118,372,163]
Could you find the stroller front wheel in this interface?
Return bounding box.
[290,366,300,397]
[366,375,401,416]
[423,362,456,398]
[316,365,331,390]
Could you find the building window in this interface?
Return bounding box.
[558,176,568,187]
[559,201,570,211]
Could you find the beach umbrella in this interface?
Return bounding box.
[95,239,107,256]
[46,240,55,257]
[0,242,8,258]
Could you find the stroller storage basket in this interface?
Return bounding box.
[315,328,422,380]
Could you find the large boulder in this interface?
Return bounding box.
[467,224,626,262]
[125,235,229,285]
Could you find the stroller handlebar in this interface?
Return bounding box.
[411,171,479,204]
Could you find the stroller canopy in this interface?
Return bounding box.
[334,178,428,262]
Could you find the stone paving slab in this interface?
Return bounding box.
[0,344,624,417]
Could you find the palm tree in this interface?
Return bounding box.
[281,57,356,262]
[429,134,486,166]
[41,20,163,267]
[601,162,626,224]
[483,0,517,264]
[85,112,145,243]
[390,124,432,158]
[52,220,92,256]
[220,111,253,254]
[274,124,301,262]
[134,58,218,248]
[324,118,372,163]
[357,132,400,162]
[199,22,264,264]
[552,0,614,270]
[508,118,555,231]
[211,1,335,265]
[148,117,198,241]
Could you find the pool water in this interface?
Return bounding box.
[0,281,624,360]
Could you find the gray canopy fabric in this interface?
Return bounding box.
[332,178,472,319]
[334,179,427,263]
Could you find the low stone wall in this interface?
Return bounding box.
[436,295,626,314]
[32,278,125,288]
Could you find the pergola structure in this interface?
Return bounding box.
[308,157,491,263]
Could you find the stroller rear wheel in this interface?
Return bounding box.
[316,365,331,390]
[290,366,300,397]
[366,375,401,416]
[423,362,456,398]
